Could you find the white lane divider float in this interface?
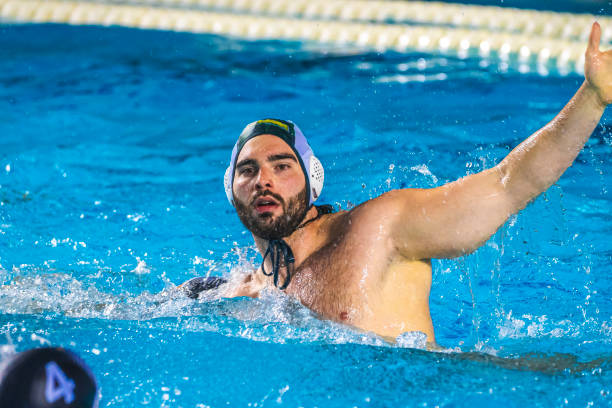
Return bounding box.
[98,0,612,44]
[0,0,594,75]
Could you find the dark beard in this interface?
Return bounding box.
[235,188,308,240]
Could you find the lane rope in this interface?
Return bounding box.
[86,0,612,44]
[0,0,592,75]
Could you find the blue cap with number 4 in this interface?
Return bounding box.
[0,347,99,408]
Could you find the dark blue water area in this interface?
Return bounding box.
[4,314,612,408]
[1,24,612,407]
[426,0,612,15]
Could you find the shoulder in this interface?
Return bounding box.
[311,190,425,248]
[312,189,434,252]
[345,189,427,226]
[338,189,437,258]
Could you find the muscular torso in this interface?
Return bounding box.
[238,201,436,343]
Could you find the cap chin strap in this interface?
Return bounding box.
[261,204,334,290]
[260,202,308,291]
[261,239,294,290]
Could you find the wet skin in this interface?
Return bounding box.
[230,135,436,341]
[202,23,612,345]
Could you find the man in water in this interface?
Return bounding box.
[183,23,611,344]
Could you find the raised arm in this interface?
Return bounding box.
[390,22,610,259]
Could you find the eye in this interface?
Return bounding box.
[276,163,291,171]
[238,167,255,176]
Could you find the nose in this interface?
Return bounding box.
[255,166,273,190]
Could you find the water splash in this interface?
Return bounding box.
[0,270,399,348]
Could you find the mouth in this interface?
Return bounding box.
[253,196,280,214]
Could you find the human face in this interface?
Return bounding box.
[232,135,309,240]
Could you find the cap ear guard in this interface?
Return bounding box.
[308,155,324,202]
[224,166,233,205]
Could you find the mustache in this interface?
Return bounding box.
[251,190,285,206]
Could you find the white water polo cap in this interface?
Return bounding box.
[224,119,324,206]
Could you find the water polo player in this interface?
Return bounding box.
[0,347,99,408]
[182,23,611,344]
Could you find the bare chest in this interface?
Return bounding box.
[283,235,388,324]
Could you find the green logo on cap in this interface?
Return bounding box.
[256,119,289,132]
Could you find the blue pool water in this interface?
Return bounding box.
[1,23,611,407]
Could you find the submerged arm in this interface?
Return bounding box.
[391,22,610,259]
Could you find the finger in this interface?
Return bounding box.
[588,21,601,54]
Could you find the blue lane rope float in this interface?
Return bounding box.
[0,0,598,75]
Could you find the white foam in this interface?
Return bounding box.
[0,270,391,347]
[498,310,583,339]
[410,164,439,184]
[395,331,428,349]
[131,257,150,275]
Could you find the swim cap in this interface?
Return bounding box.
[0,347,99,408]
[224,119,324,207]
